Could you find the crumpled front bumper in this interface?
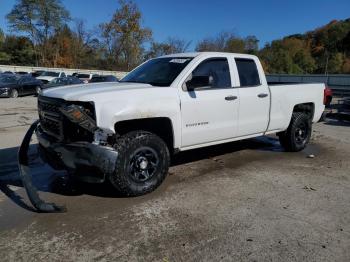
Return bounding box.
[36,126,118,179]
[18,121,118,213]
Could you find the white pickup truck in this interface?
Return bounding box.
[21,52,327,201]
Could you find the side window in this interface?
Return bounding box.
[188,58,231,89]
[61,72,66,77]
[235,58,261,87]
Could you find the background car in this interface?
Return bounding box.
[31,70,45,78]
[36,71,66,84]
[89,75,119,83]
[75,73,98,83]
[0,74,43,98]
[3,71,15,75]
[15,71,29,75]
[43,76,84,89]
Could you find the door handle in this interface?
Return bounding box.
[225,95,238,101]
[258,93,268,98]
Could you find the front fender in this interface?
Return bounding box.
[96,96,182,149]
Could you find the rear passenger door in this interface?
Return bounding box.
[234,58,270,136]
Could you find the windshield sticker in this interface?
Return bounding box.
[169,58,190,63]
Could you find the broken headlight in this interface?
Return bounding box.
[60,103,97,133]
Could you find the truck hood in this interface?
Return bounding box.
[41,82,155,101]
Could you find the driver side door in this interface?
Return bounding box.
[179,57,239,148]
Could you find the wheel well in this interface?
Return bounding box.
[114,117,174,152]
[293,103,315,120]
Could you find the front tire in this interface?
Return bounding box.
[278,112,312,152]
[10,89,18,98]
[109,131,170,196]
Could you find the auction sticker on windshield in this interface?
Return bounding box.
[169,58,190,63]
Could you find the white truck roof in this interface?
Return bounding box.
[160,51,258,60]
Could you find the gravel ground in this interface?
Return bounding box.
[0,96,349,262]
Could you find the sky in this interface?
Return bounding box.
[0,0,350,49]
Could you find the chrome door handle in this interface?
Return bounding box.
[258,93,268,98]
[225,95,238,101]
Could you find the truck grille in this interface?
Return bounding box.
[38,96,95,142]
[38,96,65,140]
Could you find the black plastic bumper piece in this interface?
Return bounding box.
[18,120,66,213]
[36,127,118,179]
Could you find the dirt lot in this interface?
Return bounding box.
[0,96,349,261]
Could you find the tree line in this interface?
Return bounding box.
[0,0,349,74]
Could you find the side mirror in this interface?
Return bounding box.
[186,75,213,91]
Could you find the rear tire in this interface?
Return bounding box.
[278,112,312,152]
[10,89,18,98]
[109,131,170,196]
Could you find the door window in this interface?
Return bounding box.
[20,77,31,84]
[235,58,261,87]
[186,58,231,89]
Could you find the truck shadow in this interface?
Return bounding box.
[0,136,282,210]
[171,135,281,166]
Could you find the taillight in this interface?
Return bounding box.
[324,86,332,106]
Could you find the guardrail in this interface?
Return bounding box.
[0,64,128,79]
[266,74,350,97]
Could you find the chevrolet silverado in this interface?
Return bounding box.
[19,52,327,212]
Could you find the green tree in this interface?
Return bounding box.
[196,32,225,51]
[225,38,245,53]
[145,37,191,59]
[0,28,5,43]
[293,50,316,73]
[196,32,259,54]
[6,0,70,65]
[100,0,152,70]
[342,58,350,73]
[0,28,11,63]
[327,53,344,74]
[195,38,221,52]
[244,35,259,54]
[1,35,35,65]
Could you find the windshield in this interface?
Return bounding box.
[90,77,105,83]
[41,71,59,77]
[121,57,193,86]
[90,76,117,82]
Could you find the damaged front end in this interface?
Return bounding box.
[18,96,118,213]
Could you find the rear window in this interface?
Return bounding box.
[235,58,260,87]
